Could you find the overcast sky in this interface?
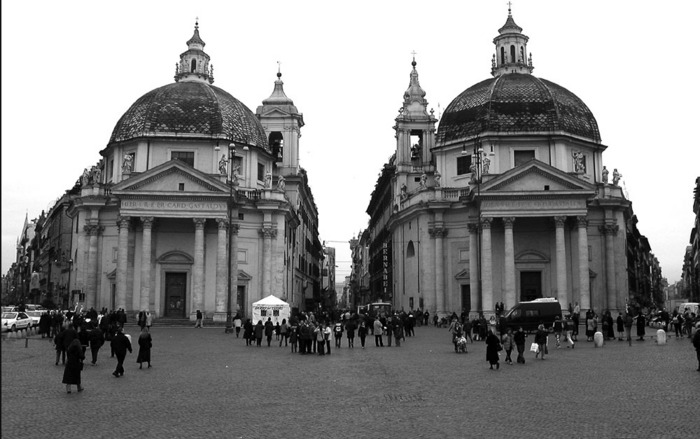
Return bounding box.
[2,0,698,285]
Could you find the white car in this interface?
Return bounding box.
[25,311,43,328]
[2,312,33,332]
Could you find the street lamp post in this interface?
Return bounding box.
[472,137,484,316]
[225,143,237,334]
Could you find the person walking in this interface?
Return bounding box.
[393,318,404,347]
[572,302,581,341]
[373,318,384,347]
[605,311,615,340]
[279,318,289,347]
[264,318,274,347]
[358,321,368,349]
[194,310,203,328]
[385,319,393,347]
[485,329,501,370]
[324,322,332,354]
[137,310,147,330]
[136,327,152,369]
[636,312,646,341]
[234,314,243,338]
[145,311,153,331]
[54,326,67,366]
[502,328,514,364]
[88,324,105,365]
[624,311,634,346]
[62,338,85,394]
[534,324,547,360]
[345,319,356,348]
[564,316,575,349]
[110,327,132,377]
[553,315,564,349]
[333,321,343,348]
[254,320,264,347]
[289,324,298,353]
[315,323,326,355]
[514,326,527,364]
[616,312,625,341]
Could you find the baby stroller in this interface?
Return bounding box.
[454,335,468,353]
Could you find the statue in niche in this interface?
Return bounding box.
[277,175,286,192]
[482,157,491,174]
[92,165,102,184]
[602,166,609,184]
[434,171,441,187]
[400,183,408,200]
[264,172,273,189]
[572,151,586,173]
[122,154,133,174]
[612,168,622,186]
[469,163,478,183]
[218,154,228,176]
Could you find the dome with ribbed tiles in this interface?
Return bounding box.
[108,81,269,150]
[437,73,600,144]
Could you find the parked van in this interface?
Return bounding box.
[502,298,563,332]
[677,302,698,316]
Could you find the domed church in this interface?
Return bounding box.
[67,22,321,320]
[365,8,637,318]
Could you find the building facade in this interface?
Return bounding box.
[364,9,659,319]
[56,23,321,319]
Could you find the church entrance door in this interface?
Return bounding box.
[520,271,542,302]
[165,272,187,318]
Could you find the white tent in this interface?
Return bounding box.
[251,295,290,326]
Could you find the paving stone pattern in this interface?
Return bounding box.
[2,326,697,439]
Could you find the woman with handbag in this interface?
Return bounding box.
[62,338,85,394]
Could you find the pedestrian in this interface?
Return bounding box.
[358,321,368,348]
[137,310,146,330]
[692,323,700,371]
[463,319,473,343]
[78,324,90,356]
[393,318,404,347]
[146,311,153,331]
[345,319,356,348]
[616,312,624,341]
[448,317,463,353]
[88,324,105,365]
[502,328,514,364]
[54,326,66,365]
[274,321,281,341]
[279,318,289,347]
[254,320,264,347]
[234,314,243,338]
[39,311,51,338]
[62,338,85,394]
[324,322,332,354]
[534,324,547,360]
[485,329,501,370]
[564,315,575,349]
[514,326,527,364]
[424,310,429,326]
[315,323,326,355]
[553,315,563,349]
[672,311,683,338]
[572,302,580,341]
[194,310,203,328]
[333,320,343,348]
[636,312,646,341]
[605,311,615,340]
[264,318,274,347]
[136,327,152,369]
[385,319,393,347]
[373,318,384,347]
[289,324,298,353]
[585,310,596,342]
[110,327,132,377]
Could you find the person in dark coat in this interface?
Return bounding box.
[243,319,253,346]
[62,338,85,393]
[254,320,264,347]
[78,325,90,356]
[88,325,105,365]
[692,325,700,371]
[110,328,132,377]
[62,324,78,354]
[485,329,501,370]
[513,326,527,364]
[136,327,152,369]
[264,318,274,347]
[137,310,147,330]
[636,313,646,341]
[39,312,51,338]
[534,324,548,360]
[605,312,615,340]
[54,327,66,365]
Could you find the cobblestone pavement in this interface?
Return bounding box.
[2,325,697,439]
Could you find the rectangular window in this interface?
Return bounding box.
[171,151,195,167]
[514,150,535,167]
[457,155,472,175]
[257,163,265,181]
[178,183,185,191]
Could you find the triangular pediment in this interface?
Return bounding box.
[111,160,229,194]
[455,268,470,280]
[481,159,595,193]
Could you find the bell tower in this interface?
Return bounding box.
[256,66,304,175]
[174,20,214,84]
[491,5,534,77]
[394,56,437,180]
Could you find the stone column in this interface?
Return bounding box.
[192,218,206,314]
[468,224,480,316]
[600,224,619,312]
[577,216,590,311]
[554,216,568,307]
[215,219,227,313]
[139,217,154,311]
[230,224,240,313]
[430,227,447,316]
[503,217,516,310]
[480,217,493,314]
[84,224,103,310]
[116,216,130,310]
[260,227,276,297]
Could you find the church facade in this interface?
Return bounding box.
[65,23,322,320]
[364,10,647,319]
